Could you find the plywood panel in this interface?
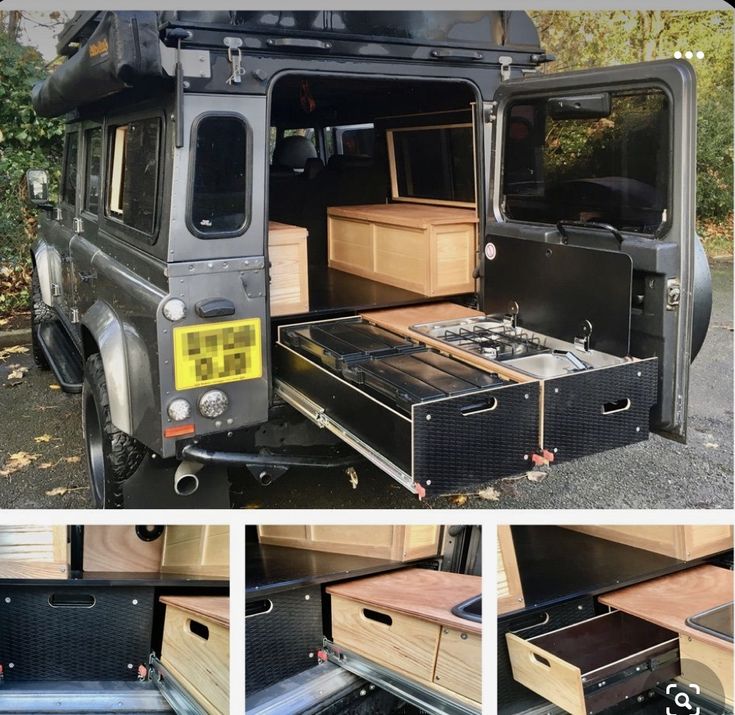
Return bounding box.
[680,635,733,706]
[328,203,478,229]
[599,565,733,650]
[0,526,67,578]
[430,225,475,295]
[497,525,524,615]
[433,628,481,702]
[268,221,309,316]
[83,526,164,573]
[160,595,229,628]
[373,224,427,293]
[161,526,229,578]
[161,599,229,715]
[327,217,374,275]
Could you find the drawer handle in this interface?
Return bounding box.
[246,599,273,618]
[188,619,209,641]
[363,608,392,627]
[602,398,631,415]
[508,611,550,634]
[531,652,552,668]
[460,397,498,416]
[48,593,95,609]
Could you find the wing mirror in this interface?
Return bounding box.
[25,169,50,206]
[547,93,611,119]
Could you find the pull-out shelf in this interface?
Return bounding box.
[275,316,538,495]
[506,610,680,715]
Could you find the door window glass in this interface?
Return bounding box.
[84,128,102,215]
[107,118,161,235]
[502,90,669,234]
[61,131,79,206]
[190,115,250,237]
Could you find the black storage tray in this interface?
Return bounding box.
[0,585,155,681]
[276,317,540,494]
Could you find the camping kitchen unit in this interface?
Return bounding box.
[498,525,734,715]
[26,11,712,506]
[0,525,230,714]
[246,524,482,714]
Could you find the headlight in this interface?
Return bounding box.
[162,298,187,322]
[167,398,192,422]
[198,389,229,418]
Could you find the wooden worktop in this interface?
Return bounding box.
[327,568,481,634]
[328,203,478,230]
[361,302,534,384]
[599,565,732,650]
[268,220,308,242]
[161,595,230,628]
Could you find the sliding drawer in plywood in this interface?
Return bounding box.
[507,610,680,715]
[257,524,440,561]
[160,596,229,715]
[161,526,228,578]
[0,525,67,579]
[268,221,309,316]
[434,626,482,702]
[327,204,477,297]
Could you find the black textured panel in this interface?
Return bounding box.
[543,358,658,462]
[0,586,154,681]
[413,381,539,494]
[497,597,596,714]
[246,586,322,695]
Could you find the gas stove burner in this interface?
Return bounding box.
[413,317,552,363]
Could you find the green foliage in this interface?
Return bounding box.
[530,11,734,238]
[0,32,64,269]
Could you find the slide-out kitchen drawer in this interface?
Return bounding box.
[506,610,680,715]
[275,317,538,496]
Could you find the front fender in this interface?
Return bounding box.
[82,300,154,437]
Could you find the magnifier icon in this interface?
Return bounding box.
[674,691,693,710]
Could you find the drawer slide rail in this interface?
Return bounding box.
[148,654,208,715]
[323,639,481,715]
[582,646,680,694]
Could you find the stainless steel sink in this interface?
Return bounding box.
[505,352,582,378]
[451,594,481,623]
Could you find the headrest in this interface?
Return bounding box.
[272,135,317,170]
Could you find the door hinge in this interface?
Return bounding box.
[51,283,61,297]
[484,101,498,123]
[54,207,63,221]
[72,217,84,234]
[70,308,80,324]
[666,279,681,310]
[499,55,513,82]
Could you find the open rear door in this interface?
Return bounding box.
[486,59,699,441]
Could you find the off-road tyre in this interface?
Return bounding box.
[82,353,146,508]
[30,266,53,369]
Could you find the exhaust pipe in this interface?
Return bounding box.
[174,460,204,496]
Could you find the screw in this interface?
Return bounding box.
[360,689,367,696]
[127,663,133,669]
[443,629,449,634]
[304,594,310,600]
[8,663,14,669]
[578,604,584,610]
[524,393,529,399]
[460,633,468,640]
[4,597,10,604]
[554,387,559,394]
[308,652,314,658]
[132,599,138,606]
[637,371,642,377]
[553,447,558,453]
[426,414,432,421]
[524,454,529,460]
[636,426,641,432]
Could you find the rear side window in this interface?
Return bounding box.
[190,115,250,238]
[107,117,161,235]
[84,128,102,214]
[61,131,79,206]
[502,90,669,234]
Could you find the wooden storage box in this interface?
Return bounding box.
[268,221,309,316]
[506,611,680,715]
[497,526,524,615]
[327,203,477,297]
[161,525,229,578]
[327,568,482,705]
[0,526,67,579]
[257,524,441,561]
[563,525,734,561]
[160,596,229,715]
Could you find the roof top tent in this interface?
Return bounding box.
[29,11,707,502]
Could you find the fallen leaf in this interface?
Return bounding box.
[0,451,40,476]
[449,494,468,506]
[34,434,54,443]
[7,367,28,381]
[0,345,29,361]
[346,466,359,489]
[478,486,500,501]
[49,384,61,390]
[526,470,548,483]
[0,318,8,327]
[45,485,87,497]
[39,461,56,469]
[63,456,81,464]
[703,442,719,449]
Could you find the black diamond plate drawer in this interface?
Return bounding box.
[543,358,658,462]
[0,586,154,681]
[246,586,322,696]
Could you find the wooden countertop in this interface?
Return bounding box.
[361,303,534,384]
[599,565,732,650]
[328,203,478,229]
[161,595,230,628]
[327,568,481,634]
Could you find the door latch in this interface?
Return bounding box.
[499,56,513,82]
[575,320,593,352]
[666,279,681,310]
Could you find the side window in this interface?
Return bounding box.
[61,131,79,206]
[84,128,102,215]
[190,115,250,238]
[107,117,161,235]
[501,90,669,234]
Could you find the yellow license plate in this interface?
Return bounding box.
[173,318,262,390]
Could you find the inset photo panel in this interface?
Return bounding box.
[497,524,734,715]
[245,524,482,713]
[0,524,229,714]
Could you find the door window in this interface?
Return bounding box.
[84,128,102,215]
[61,131,79,207]
[501,89,669,234]
[107,118,161,235]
